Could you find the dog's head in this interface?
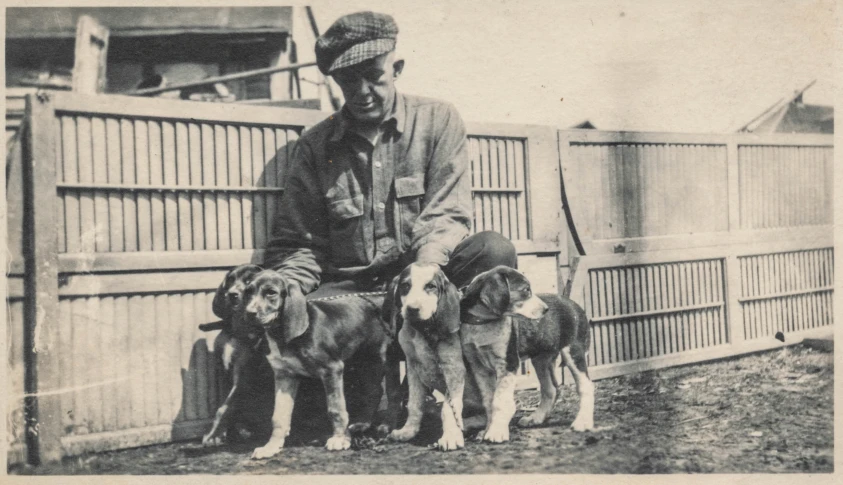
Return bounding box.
[243,270,309,344]
[212,264,263,320]
[384,263,461,340]
[461,266,548,321]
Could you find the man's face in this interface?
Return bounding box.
[331,52,404,124]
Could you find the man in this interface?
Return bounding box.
[263,11,517,438]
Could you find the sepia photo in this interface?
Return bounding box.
[3,0,836,477]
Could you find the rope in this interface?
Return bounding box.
[307,290,387,302]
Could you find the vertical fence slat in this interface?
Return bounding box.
[251,127,267,248]
[162,121,180,251]
[240,126,254,249]
[135,120,153,252]
[176,122,193,250]
[189,123,205,251]
[120,119,138,252]
[90,117,110,251]
[227,125,244,250]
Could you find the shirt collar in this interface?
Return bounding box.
[329,92,406,143]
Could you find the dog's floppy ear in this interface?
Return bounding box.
[212,270,234,319]
[281,280,309,343]
[480,271,510,313]
[433,271,462,337]
[382,275,403,337]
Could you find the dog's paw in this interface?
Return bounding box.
[375,423,391,438]
[388,426,418,442]
[201,433,221,447]
[483,422,510,443]
[347,422,371,435]
[325,435,351,451]
[435,428,465,452]
[251,441,284,460]
[518,412,547,428]
[571,415,594,432]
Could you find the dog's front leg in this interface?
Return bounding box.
[483,337,517,443]
[321,363,352,451]
[388,356,425,442]
[435,336,465,451]
[251,375,299,459]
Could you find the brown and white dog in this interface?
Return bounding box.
[382,263,466,451]
[200,264,274,446]
[244,270,393,459]
[460,266,595,442]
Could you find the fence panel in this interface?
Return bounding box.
[10,93,565,463]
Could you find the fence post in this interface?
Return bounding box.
[724,254,745,345]
[726,138,741,231]
[22,93,63,464]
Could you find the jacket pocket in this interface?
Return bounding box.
[395,175,425,250]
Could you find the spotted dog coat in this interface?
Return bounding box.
[460,265,595,442]
[200,264,274,446]
[244,270,393,459]
[383,263,466,451]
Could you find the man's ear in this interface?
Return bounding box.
[212,270,233,319]
[392,58,405,79]
[433,277,462,337]
[281,281,309,343]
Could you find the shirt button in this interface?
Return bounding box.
[376,202,385,210]
[374,161,382,168]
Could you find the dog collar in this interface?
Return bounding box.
[461,305,505,325]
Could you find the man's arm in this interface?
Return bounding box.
[412,103,473,265]
[264,139,327,294]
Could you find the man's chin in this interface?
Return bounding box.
[347,107,384,123]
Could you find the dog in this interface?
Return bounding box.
[200,264,274,446]
[244,270,393,459]
[460,265,595,442]
[382,263,466,451]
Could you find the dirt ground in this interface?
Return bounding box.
[10,344,833,475]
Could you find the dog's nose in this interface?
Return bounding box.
[405,305,420,316]
[227,292,240,304]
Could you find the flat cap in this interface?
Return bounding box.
[315,11,398,75]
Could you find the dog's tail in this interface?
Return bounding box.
[198,320,226,332]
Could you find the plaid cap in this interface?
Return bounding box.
[315,11,399,75]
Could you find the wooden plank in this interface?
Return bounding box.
[58,300,73,437]
[76,115,97,253]
[61,116,81,253]
[489,137,502,234]
[90,117,110,251]
[102,118,125,252]
[250,126,267,248]
[22,94,64,464]
[135,119,153,252]
[162,121,180,251]
[189,123,205,250]
[59,419,214,457]
[70,299,88,436]
[128,295,145,429]
[514,139,529,239]
[240,126,254,249]
[114,296,131,430]
[99,296,117,432]
[141,295,158,427]
[176,122,193,250]
[57,269,227,297]
[182,294,198,422]
[589,325,833,381]
[71,15,109,94]
[227,125,244,250]
[201,124,219,250]
[52,92,325,129]
[147,120,166,252]
[469,138,482,233]
[120,119,138,251]
[215,125,231,250]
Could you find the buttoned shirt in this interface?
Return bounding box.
[265,92,472,294]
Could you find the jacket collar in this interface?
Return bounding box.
[329,91,406,143]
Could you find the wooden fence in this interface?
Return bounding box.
[558,130,834,381]
[6,92,565,465]
[5,93,833,465]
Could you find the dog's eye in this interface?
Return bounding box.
[523,288,532,297]
[399,282,411,294]
[424,282,437,292]
[264,289,278,297]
